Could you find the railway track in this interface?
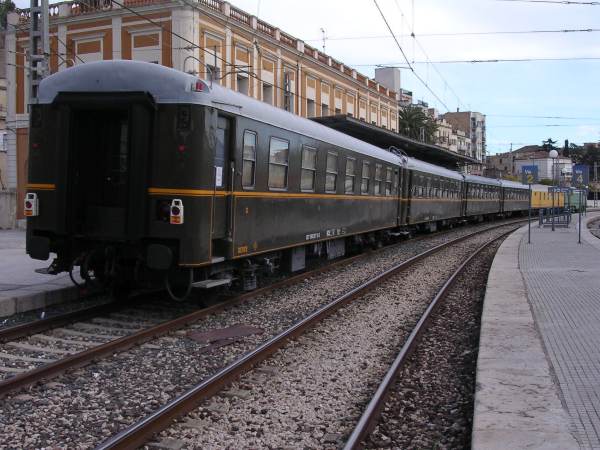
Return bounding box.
[344,229,510,449]
[92,221,523,449]
[0,218,525,400]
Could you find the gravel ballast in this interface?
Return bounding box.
[146,228,511,449]
[0,221,517,449]
[366,240,501,449]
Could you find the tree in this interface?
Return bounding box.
[0,0,15,29]
[542,138,557,152]
[398,105,438,144]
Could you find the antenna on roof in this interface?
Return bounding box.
[320,28,327,53]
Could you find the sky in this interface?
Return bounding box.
[14,0,600,154]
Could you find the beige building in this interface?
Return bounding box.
[441,110,486,162]
[435,118,452,149]
[3,0,399,225]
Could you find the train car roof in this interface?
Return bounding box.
[405,157,464,180]
[531,184,550,192]
[499,179,528,189]
[37,60,402,165]
[464,174,502,187]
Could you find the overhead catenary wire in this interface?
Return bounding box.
[108,0,398,110]
[372,0,450,112]
[304,27,600,42]
[392,0,466,111]
[350,55,600,66]
[496,0,600,5]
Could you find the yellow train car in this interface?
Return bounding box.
[530,185,565,209]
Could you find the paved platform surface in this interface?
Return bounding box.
[473,212,600,449]
[0,229,79,317]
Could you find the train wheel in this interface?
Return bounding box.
[81,250,109,288]
[165,267,193,302]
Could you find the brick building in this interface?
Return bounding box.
[3,0,399,226]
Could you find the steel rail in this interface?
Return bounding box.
[0,228,428,398]
[0,299,115,343]
[343,227,518,450]
[94,221,523,450]
[0,288,162,343]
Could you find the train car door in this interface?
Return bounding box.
[64,96,151,240]
[211,115,234,258]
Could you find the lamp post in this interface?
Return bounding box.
[549,149,559,231]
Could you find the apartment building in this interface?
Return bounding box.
[441,110,486,162]
[3,0,399,225]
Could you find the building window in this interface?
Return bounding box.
[325,152,338,193]
[268,137,289,189]
[322,104,329,116]
[307,99,316,118]
[361,161,370,194]
[263,83,274,105]
[132,32,161,64]
[237,75,249,96]
[301,146,317,191]
[385,167,393,195]
[345,158,356,194]
[283,70,295,112]
[242,130,256,188]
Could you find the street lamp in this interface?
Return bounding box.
[549,149,558,231]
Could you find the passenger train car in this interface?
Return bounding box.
[25,61,530,299]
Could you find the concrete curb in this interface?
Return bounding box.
[0,285,81,317]
[471,226,579,450]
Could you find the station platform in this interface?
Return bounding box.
[473,211,600,449]
[0,229,79,317]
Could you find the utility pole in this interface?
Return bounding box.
[585,161,598,208]
[28,0,50,102]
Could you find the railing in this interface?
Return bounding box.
[368,79,377,90]
[317,51,328,64]
[379,85,387,95]
[279,32,296,48]
[230,6,250,25]
[343,66,353,77]
[256,19,274,37]
[199,0,222,12]
[356,73,367,83]
[331,60,341,71]
[304,44,315,57]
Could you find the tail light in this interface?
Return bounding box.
[170,199,184,225]
[24,192,39,217]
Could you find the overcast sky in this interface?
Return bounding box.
[14,0,600,153]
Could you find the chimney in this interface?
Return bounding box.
[456,108,460,112]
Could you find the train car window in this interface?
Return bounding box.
[374,164,383,195]
[242,130,257,188]
[268,137,289,189]
[325,152,338,193]
[300,146,317,192]
[426,178,432,198]
[385,167,393,196]
[345,158,356,194]
[361,161,370,194]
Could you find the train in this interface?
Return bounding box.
[25,60,534,300]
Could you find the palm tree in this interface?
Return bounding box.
[0,0,15,29]
[397,105,438,143]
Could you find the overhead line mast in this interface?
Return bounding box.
[28,0,50,102]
